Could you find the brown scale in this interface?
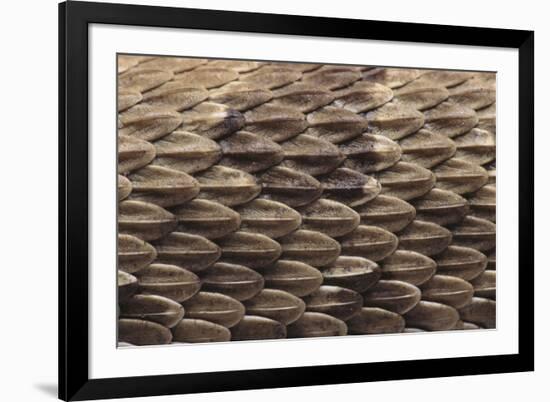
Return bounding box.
[392,79,450,111]
[332,81,393,113]
[182,292,245,328]
[257,166,323,207]
[194,165,261,206]
[453,321,481,331]
[362,280,421,315]
[485,249,496,271]
[347,308,405,335]
[419,275,474,309]
[116,55,497,344]
[118,271,139,302]
[117,55,142,74]
[467,184,496,222]
[431,158,488,195]
[271,83,335,113]
[297,199,360,237]
[362,68,421,89]
[470,271,496,300]
[303,285,363,321]
[179,102,245,140]
[485,162,496,185]
[118,135,156,174]
[117,234,157,274]
[340,134,402,173]
[117,175,133,200]
[279,134,345,176]
[119,294,185,328]
[423,101,479,139]
[338,225,398,262]
[118,104,183,141]
[152,131,222,174]
[172,319,231,343]
[318,168,381,207]
[153,232,221,272]
[476,103,496,134]
[268,62,322,73]
[209,82,273,112]
[139,57,207,73]
[134,263,201,302]
[320,256,381,293]
[119,67,173,93]
[234,199,301,239]
[453,128,496,166]
[126,165,199,207]
[373,162,436,201]
[302,66,362,90]
[403,301,460,331]
[216,231,282,269]
[415,70,474,88]
[200,262,265,301]
[173,67,239,89]
[450,215,496,252]
[118,89,143,112]
[396,220,452,256]
[183,291,244,328]
[206,59,264,73]
[354,195,416,233]
[410,189,469,227]
[239,65,302,90]
[287,312,347,338]
[218,131,284,173]
[141,82,208,111]
[231,316,287,341]
[244,104,308,142]
[118,200,177,241]
[398,129,457,168]
[244,289,306,325]
[118,318,173,346]
[170,199,241,240]
[380,250,436,286]
[365,103,425,140]
[278,229,341,267]
[305,106,368,144]
[433,246,488,281]
[447,76,496,110]
[458,297,496,328]
[260,260,324,297]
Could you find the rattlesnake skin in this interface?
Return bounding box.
[116,55,496,345]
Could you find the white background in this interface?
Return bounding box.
[0,0,544,401]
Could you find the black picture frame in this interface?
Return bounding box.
[59,1,534,400]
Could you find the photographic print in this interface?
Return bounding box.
[60,3,533,398]
[116,54,497,346]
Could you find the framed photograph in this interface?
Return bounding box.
[59,1,534,400]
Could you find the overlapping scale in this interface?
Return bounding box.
[116,54,497,345]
